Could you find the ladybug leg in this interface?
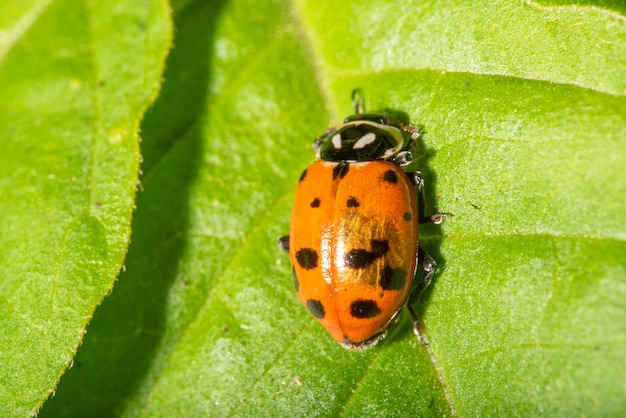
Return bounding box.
[407,248,437,345]
[411,172,453,224]
[312,127,338,158]
[278,235,290,253]
[351,89,364,114]
[400,124,421,147]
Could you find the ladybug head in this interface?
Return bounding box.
[315,113,414,163]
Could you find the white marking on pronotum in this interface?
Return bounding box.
[332,133,342,149]
[353,132,376,149]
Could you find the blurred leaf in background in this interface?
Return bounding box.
[0,0,171,415]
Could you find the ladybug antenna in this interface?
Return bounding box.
[351,89,365,114]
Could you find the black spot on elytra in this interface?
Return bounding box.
[292,268,299,291]
[344,249,377,269]
[307,299,325,319]
[403,212,412,221]
[370,240,389,256]
[332,161,350,180]
[299,169,307,182]
[383,169,398,184]
[350,299,381,318]
[346,197,360,208]
[296,248,318,270]
[381,266,406,290]
[311,197,321,208]
[344,240,389,269]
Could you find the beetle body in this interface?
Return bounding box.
[280,97,448,349]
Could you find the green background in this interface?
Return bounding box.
[0,0,624,416]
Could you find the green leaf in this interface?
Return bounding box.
[0,0,171,415]
[42,0,626,416]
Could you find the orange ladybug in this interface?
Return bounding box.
[279,93,449,349]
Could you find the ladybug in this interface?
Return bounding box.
[279,93,449,349]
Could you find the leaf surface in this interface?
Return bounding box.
[42,0,626,416]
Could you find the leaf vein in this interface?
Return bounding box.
[0,0,54,63]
